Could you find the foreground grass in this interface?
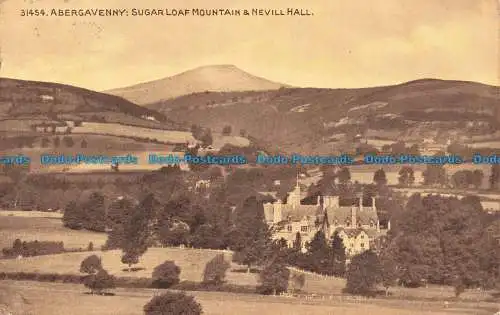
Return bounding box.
[1,281,497,315]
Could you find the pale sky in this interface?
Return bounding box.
[0,0,498,91]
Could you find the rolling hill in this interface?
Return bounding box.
[147,78,500,154]
[104,64,290,105]
[0,77,182,130]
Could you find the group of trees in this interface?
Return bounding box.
[63,192,106,231]
[191,124,213,147]
[2,239,65,258]
[78,254,206,314]
[378,194,500,295]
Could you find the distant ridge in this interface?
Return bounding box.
[104,64,291,105]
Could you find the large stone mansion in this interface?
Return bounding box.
[263,180,387,257]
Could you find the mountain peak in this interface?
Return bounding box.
[105,65,289,105]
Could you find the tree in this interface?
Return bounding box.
[202,253,231,286]
[62,136,74,148]
[80,255,102,274]
[490,165,500,190]
[80,138,88,148]
[471,169,484,189]
[451,170,471,189]
[152,261,181,288]
[81,192,106,232]
[83,269,115,295]
[303,231,332,275]
[41,137,50,148]
[258,258,290,295]
[423,164,447,186]
[373,169,387,186]
[288,273,306,294]
[200,128,213,147]
[378,243,399,296]
[119,203,150,271]
[391,141,406,155]
[337,167,351,185]
[330,232,346,277]
[398,166,415,187]
[345,250,382,296]
[144,292,203,315]
[53,137,60,148]
[230,196,272,272]
[292,232,302,252]
[408,144,420,155]
[222,125,232,136]
[62,201,85,230]
[105,197,137,249]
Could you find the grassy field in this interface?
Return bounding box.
[0,248,230,283]
[0,216,107,251]
[72,122,196,143]
[0,210,63,219]
[1,281,497,315]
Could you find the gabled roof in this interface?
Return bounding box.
[323,206,378,226]
[282,204,320,221]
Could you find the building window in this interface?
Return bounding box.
[369,221,374,228]
[287,225,292,232]
[301,226,308,232]
[361,243,365,248]
[360,235,364,239]
[345,220,351,227]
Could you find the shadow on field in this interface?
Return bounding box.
[121,267,145,272]
[83,292,116,296]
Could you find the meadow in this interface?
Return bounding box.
[0,215,107,251]
[72,122,196,144]
[1,281,497,315]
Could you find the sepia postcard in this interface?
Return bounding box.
[0,0,499,314]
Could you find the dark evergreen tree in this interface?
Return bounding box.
[303,231,332,275]
[119,203,150,271]
[330,231,346,277]
[230,196,272,271]
[373,168,387,186]
[81,192,106,232]
[62,200,85,230]
[292,232,302,252]
[490,164,500,190]
[345,250,383,296]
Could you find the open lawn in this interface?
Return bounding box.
[0,216,106,251]
[1,281,497,315]
[0,248,231,283]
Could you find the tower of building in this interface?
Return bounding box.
[287,172,301,208]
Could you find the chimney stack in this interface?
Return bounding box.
[351,206,357,228]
